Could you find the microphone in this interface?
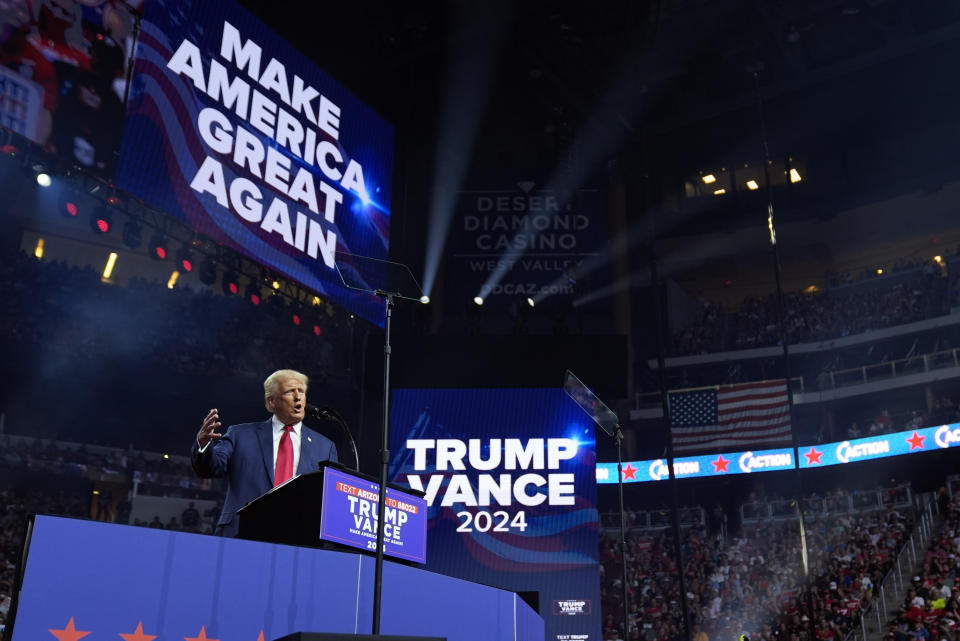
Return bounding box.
[305,404,335,419]
[305,404,360,472]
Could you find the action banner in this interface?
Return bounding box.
[389,388,602,641]
[116,0,394,324]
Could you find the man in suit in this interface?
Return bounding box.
[191,369,338,537]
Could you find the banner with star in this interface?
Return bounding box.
[13,515,542,641]
[798,424,955,468]
[594,421,960,481]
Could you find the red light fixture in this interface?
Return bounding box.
[222,270,239,296]
[149,234,167,260]
[250,293,260,305]
[292,314,301,326]
[176,246,194,272]
[313,325,322,336]
[90,207,112,234]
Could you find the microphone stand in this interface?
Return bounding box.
[613,423,631,641]
[371,289,394,634]
[308,405,360,472]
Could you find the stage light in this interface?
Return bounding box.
[34,238,44,259]
[167,270,180,289]
[313,325,323,336]
[90,208,112,234]
[250,293,261,305]
[934,255,943,264]
[271,280,281,290]
[473,296,484,306]
[36,172,51,187]
[790,168,802,183]
[292,314,301,326]
[526,297,535,308]
[122,221,142,249]
[312,296,322,306]
[1,143,18,155]
[106,194,122,206]
[713,188,726,195]
[876,268,883,275]
[746,180,759,190]
[176,246,193,272]
[198,259,217,286]
[419,295,430,304]
[59,195,79,218]
[702,174,716,184]
[149,234,167,260]
[102,252,118,280]
[222,270,239,295]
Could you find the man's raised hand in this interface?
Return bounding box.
[198,408,222,448]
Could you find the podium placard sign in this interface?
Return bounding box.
[320,466,427,564]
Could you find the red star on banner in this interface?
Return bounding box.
[185,627,219,641]
[712,455,730,473]
[621,464,637,480]
[48,617,91,641]
[907,431,925,450]
[120,621,157,641]
[249,632,265,641]
[804,447,823,465]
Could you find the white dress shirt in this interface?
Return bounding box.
[271,414,302,479]
[197,415,303,479]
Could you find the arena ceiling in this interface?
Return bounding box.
[237,0,960,235]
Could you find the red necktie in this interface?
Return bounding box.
[275,425,294,486]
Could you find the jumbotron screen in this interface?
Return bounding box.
[115,0,394,324]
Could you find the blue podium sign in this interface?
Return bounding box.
[11,516,540,641]
[320,466,428,564]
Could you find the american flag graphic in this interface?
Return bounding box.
[668,379,793,454]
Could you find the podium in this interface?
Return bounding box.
[9,516,544,641]
[238,463,427,564]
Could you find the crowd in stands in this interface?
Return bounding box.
[600,486,917,641]
[0,434,223,501]
[670,252,958,357]
[0,485,91,630]
[837,396,960,444]
[0,248,351,384]
[883,496,960,641]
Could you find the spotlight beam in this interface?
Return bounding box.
[478,51,652,301]
[421,3,508,298]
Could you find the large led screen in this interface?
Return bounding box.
[0,0,140,176]
[115,0,394,324]
[389,388,602,641]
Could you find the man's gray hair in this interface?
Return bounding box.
[263,369,309,412]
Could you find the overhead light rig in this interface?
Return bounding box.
[3,128,331,315]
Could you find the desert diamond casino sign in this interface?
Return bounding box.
[116,0,394,324]
[389,388,603,641]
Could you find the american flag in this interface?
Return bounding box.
[668,379,792,454]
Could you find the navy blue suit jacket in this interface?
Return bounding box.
[191,418,338,537]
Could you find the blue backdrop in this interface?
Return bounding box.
[389,388,602,641]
